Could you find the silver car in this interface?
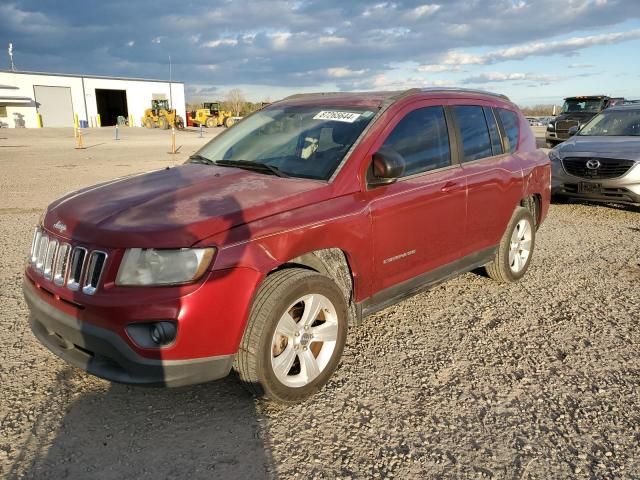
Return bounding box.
[550,104,640,205]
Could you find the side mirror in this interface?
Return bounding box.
[568,125,580,136]
[369,148,405,186]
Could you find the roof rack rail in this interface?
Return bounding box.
[418,87,510,101]
[281,91,389,101]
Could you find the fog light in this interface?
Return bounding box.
[126,321,177,348]
[150,322,176,345]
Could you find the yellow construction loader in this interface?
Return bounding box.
[142,100,185,129]
[190,102,235,128]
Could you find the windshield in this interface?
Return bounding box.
[579,110,640,136]
[192,105,376,180]
[561,98,603,114]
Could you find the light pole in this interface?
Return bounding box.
[8,43,15,71]
[168,54,173,110]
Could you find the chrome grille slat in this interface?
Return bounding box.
[66,247,87,291]
[43,239,58,280]
[82,251,107,295]
[53,243,71,286]
[36,235,49,273]
[30,228,42,264]
[29,227,107,295]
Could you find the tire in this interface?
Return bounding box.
[234,268,348,403]
[545,141,556,149]
[205,117,216,128]
[144,118,154,129]
[484,207,535,283]
[157,116,168,130]
[224,117,235,128]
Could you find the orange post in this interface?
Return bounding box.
[75,128,86,149]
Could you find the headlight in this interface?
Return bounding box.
[547,123,555,131]
[548,150,561,162]
[116,248,215,286]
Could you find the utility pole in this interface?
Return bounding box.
[8,43,15,71]
[168,54,173,109]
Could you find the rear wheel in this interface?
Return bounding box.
[144,118,154,129]
[234,268,348,403]
[485,207,535,283]
[157,116,168,130]
[224,117,235,128]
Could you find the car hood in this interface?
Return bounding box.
[43,164,328,248]
[555,136,640,161]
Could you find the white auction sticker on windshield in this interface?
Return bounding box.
[313,111,361,123]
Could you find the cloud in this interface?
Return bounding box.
[568,63,594,68]
[461,72,562,84]
[327,67,368,78]
[419,28,640,71]
[1,0,640,98]
[411,4,441,18]
[203,38,238,48]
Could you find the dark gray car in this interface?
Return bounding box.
[550,104,640,205]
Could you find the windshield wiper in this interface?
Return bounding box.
[188,154,216,165]
[213,159,290,178]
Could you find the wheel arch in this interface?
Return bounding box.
[269,248,359,326]
[520,193,542,228]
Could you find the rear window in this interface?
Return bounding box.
[484,107,504,156]
[498,109,520,153]
[452,106,493,162]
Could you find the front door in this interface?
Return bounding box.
[366,104,467,295]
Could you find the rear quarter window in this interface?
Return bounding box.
[498,109,520,153]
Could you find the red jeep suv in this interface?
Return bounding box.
[24,88,550,403]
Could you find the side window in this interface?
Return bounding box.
[498,108,520,153]
[452,105,493,162]
[483,107,504,156]
[381,106,451,177]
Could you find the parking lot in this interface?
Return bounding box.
[1,127,639,479]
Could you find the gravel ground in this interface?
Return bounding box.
[1,127,639,479]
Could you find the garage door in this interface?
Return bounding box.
[34,85,74,127]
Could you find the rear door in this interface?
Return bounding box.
[450,104,523,255]
[366,103,467,294]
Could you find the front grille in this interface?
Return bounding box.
[556,120,579,131]
[29,227,107,295]
[562,157,636,179]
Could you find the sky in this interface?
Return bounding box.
[1,0,640,105]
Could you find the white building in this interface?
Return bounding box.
[0,70,185,128]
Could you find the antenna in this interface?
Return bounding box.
[8,43,15,71]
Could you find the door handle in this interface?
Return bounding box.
[441,181,462,193]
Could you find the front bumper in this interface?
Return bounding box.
[546,131,570,144]
[24,279,234,387]
[551,160,640,205]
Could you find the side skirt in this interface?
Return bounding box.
[356,246,496,321]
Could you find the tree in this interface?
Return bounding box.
[224,88,246,117]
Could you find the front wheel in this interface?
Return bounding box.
[485,207,535,283]
[234,268,348,403]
